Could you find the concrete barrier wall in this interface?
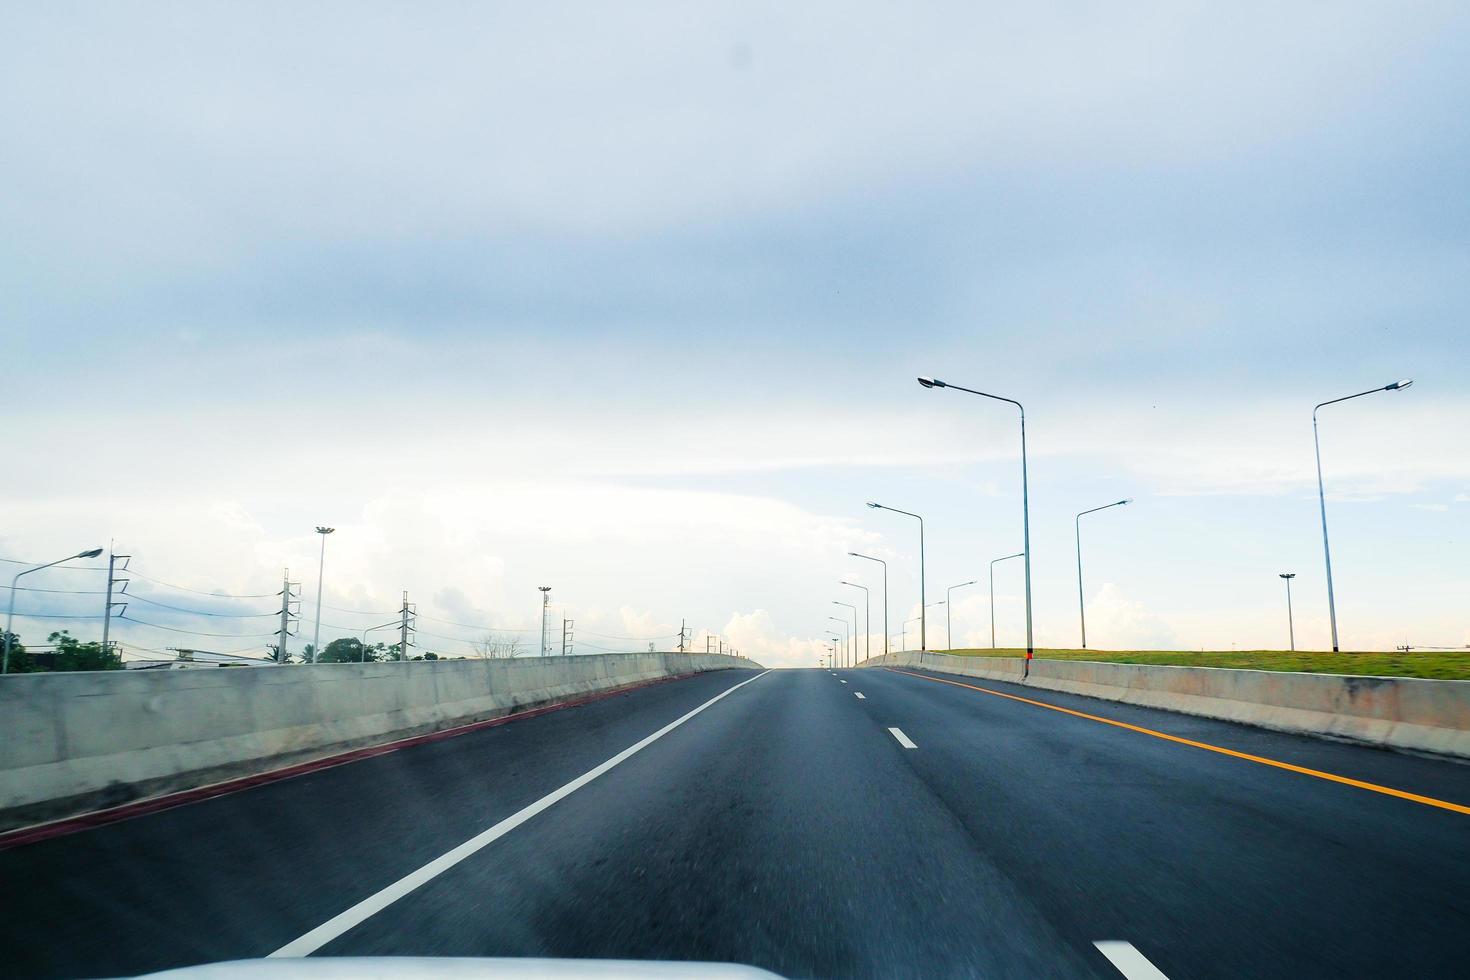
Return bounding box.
[859,651,1470,759]
[0,653,760,827]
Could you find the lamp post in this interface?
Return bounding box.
[827,617,849,668]
[849,553,888,656]
[988,552,1024,649]
[946,581,977,650]
[1313,379,1413,652]
[826,629,844,668]
[1075,500,1131,649]
[311,526,335,664]
[918,377,1033,675]
[840,582,870,664]
[4,547,104,674]
[538,586,552,656]
[866,503,925,651]
[361,619,400,662]
[903,615,921,652]
[1279,573,1297,652]
[833,600,859,668]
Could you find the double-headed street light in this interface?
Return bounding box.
[988,552,1024,649]
[1075,499,1131,649]
[4,547,105,674]
[848,552,888,656]
[827,616,849,668]
[866,503,925,651]
[840,583,870,665]
[1313,379,1413,652]
[917,377,1033,675]
[946,581,977,650]
[1279,573,1297,652]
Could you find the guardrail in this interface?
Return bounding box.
[859,651,1470,759]
[0,652,760,829]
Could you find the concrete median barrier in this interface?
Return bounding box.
[859,651,1470,759]
[0,652,760,830]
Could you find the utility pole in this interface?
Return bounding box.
[538,587,552,655]
[561,616,574,656]
[276,569,300,664]
[678,618,686,653]
[399,590,416,663]
[1280,573,1297,652]
[101,546,131,658]
[706,636,713,655]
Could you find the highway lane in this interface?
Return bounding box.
[3,664,1467,977]
[850,665,1470,978]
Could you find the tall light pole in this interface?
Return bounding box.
[833,600,859,668]
[946,581,977,650]
[538,586,552,656]
[827,614,851,667]
[361,619,400,662]
[1279,573,1297,652]
[849,553,888,656]
[1313,379,1413,651]
[989,551,1024,650]
[903,615,921,652]
[918,377,1033,675]
[1075,499,1131,649]
[840,582,870,664]
[866,503,925,651]
[4,547,104,673]
[826,627,845,668]
[311,526,335,664]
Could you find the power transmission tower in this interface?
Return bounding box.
[399,590,416,663]
[561,617,574,656]
[276,569,301,663]
[101,546,130,657]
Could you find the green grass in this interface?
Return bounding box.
[936,647,1470,681]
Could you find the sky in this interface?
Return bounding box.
[2,2,1467,668]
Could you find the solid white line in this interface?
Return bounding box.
[854,692,866,699]
[1094,941,1170,979]
[269,669,772,958]
[887,726,917,749]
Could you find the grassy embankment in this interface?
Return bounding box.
[937,648,1470,681]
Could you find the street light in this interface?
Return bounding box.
[1279,573,1297,652]
[1075,499,1131,649]
[902,615,921,652]
[946,581,978,650]
[833,600,858,668]
[361,619,400,662]
[848,552,888,657]
[311,526,335,664]
[840,582,870,665]
[827,616,849,668]
[1313,379,1413,652]
[988,552,1024,650]
[866,503,926,651]
[918,377,1033,675]
[538,586,552,656]
[3,547,105,674]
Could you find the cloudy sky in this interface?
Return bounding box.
[3,2,1466,667]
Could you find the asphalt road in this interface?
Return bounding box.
[4,665,1469,978]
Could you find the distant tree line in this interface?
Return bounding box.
[1,630,123,673]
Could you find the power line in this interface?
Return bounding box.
[0,556,107,571]
[126,593,277,618]
[119,617,279,640]
[0,583,108,595]
[124,568,279,599]
[6,611,106,620]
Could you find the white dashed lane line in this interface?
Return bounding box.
[887,727,917,749]
[1094,941,1170,979]
[854,692,866,699]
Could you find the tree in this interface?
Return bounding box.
[474,634,522,659]
[46,631,123,672]
[317,637,370,663]
[2,631,33,672]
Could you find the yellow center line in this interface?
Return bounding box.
[888,668,1470,816]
